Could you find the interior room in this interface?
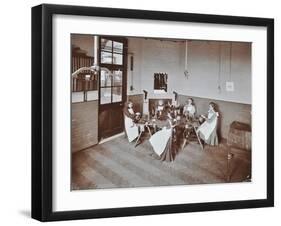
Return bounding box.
[71,34,252,190]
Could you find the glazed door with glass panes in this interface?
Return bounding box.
[98,37,127,140]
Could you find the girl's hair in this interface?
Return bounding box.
[125,101,133,108]
[187,98,194,105]
[209,102,217,111]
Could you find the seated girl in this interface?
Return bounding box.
[123,101,139,142]
[183,98,196,120]
[168,99,181,117]
[149,115,177,162]
[197,102,219,146]
[155,100,166,120]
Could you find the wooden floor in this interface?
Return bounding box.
[72,136,251,190]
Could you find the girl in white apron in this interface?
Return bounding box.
[123,101,139,142]
[197,102,219,146]
[183,98,196,120]
[149,118,176,162]
[156,100,165,119]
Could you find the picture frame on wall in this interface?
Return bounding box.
[32,4,274,222]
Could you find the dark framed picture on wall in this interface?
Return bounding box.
[32,4,274,222]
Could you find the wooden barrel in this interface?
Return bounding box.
[227,121,251,151]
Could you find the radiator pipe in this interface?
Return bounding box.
[94,36,99,67]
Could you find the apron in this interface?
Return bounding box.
[149,127,172,156]
[157,105,164,115]
[124,108,139,142]
[186,104,195,117]
[197,110,218,141]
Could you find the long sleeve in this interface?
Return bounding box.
[206,111,218,123]
[183,105,187,114]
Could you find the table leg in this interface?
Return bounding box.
[194,126,204,150]
[181,128,188,150]
[135,131,143,147]
[146,125,152,137]
[181,138,187,150]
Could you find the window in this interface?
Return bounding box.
[71,46,98,103]
[100,70,123,104]
[100,38,125,104]
[101,39,123,65]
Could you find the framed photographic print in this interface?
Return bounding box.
[31,4,274,221]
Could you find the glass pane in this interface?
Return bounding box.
[113,70,122,86]
[101,51,112,64]
[113,41,123,53]
[100,70,112,87]
[113,53,123,65]
[72,91,84,103]
[100,87,111,104]
[112,87,122,102]
[101,39,112,52]
[86,90,98,101]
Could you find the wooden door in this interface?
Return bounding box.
[98,37,127,140]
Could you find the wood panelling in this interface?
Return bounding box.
[178,94,251,140]
[99,105,124,140]
[72,101,98,152]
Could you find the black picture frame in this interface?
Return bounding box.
[32,4,274,222]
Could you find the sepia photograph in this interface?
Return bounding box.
[71,34,252,190]
[30,2,274,221]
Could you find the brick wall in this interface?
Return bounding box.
[72,101,98,152]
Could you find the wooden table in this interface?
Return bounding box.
[178,118,204,150]
[134,118,170,147]
[134,116,203,151]
[134,121,152,147]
